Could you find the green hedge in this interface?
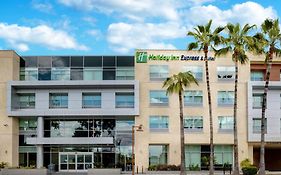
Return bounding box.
[242,166,258,175]
[148,164,180,171]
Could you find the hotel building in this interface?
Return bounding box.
[0,49,280,172]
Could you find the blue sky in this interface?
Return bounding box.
[0,0,280,55]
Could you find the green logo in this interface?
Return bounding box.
[136,52,148,63]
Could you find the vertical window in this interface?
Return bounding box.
[150,91,169,106]
[51,68,70,80]
[253,93,263,108]
[149,65,169,81]
[184,91,203,106]
[217,66,235,81]
[52,56,70,67]
[183,66,203,81]
[116,68,134,80]
[218,116,234,132]
[82,93,101,108]
[149,116,169,132]
[83,68,102,80]
[217,91,234,106]
[49,93,68,108]
[251,71,264,81]
[214,145,233,165]
[185,145,201,169]
[253,118,267,133]
[18,93,35,109]
[103,68,116,80]
[149,145,168,166]
[184,116,203,131]
[115,93,134,108]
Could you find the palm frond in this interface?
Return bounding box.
[187,42,199,50]
[214,46,232,57]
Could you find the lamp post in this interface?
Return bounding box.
[132,124,143,175]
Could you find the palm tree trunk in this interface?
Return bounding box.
[179,91,186,175]
[259,48,273,175]
[204,49,214,175]
[233,60,239,175]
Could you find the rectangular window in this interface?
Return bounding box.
[38,68,51,81]
[49,93,68,109]
[184,90,203,106]
[251,71,264,81]
[184,116,203,131]
[18,93,35,109]
[218,91,234,106]
[183,66,203,81]
[82,93,101,108]
[214,145,233,165]
[217,66,235,81]
[149,145,168,166]
[24,68,38,81]
[103,68,115,80]
[52,56,70,67]
[149,116,169,132]
[83,68,102,80]
[150,65,169,81]
[253,118,267,133]
[253,93,263,108]
[116,68,134,80]
[51,68,70,80]
[115,92,134,108]
[70,68,83,80]
[185,145,201,169]
[19,119,37,131]
[150,91,169,106]
[218,116,234,132]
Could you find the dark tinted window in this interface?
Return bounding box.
[103,68,115,80]
[52,56,70,67]
[84,56,102,67]
[70,68,83,80]
[103,56,116,67]
[38,68,51,80]
[23,57,37,67]
[71,56,83,67]
[38,56,52,68]
[117,56,134,67]
[20,58,25,68]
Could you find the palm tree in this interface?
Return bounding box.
[163,71,198,175]
[253,19,281,175]
[215,23,255,175]
[187,19,224,175]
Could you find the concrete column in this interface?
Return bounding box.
[36,117,44,168]
[36,145,43,168]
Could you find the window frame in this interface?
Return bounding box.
[82,93,101,108]
[149,116,169,132]
[217,91,234,106]
[149,65,169,81]
[218,116,234,132]
[115,92,134,108]
[49,93,68,109]
[184,90,203,106]
[184,116,203,132]
[217,66,235,81]
[149,90,169,106]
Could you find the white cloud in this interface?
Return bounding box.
[58,0,182,21]
[0,23,88,52]
[87,29,102,40]
[107,22,185,53]
[32,1,53,13]
[187,1,277,27]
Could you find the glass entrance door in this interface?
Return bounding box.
[59,152,93,172]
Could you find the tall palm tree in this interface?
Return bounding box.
[163,71,198,175]
[215,23,255,175]
[187,19,224,175]
[253,19,281,175]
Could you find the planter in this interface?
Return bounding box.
[88,168,121,175]
[147,171,180,174]
[0,169,47,175]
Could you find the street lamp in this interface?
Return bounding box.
[132,124,143,175]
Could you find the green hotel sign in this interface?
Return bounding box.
[136,51,215,63]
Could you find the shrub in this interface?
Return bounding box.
[0,162,8,169]
[148,164,180,171]
[241,159,252,168]
[189,164,200,171]
[242,166,258,175]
